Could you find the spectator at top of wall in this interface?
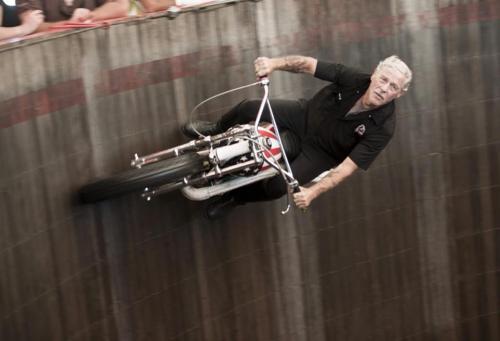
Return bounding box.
[139,0,174,13]
[17,0,129,32]
[1,0,20,26]
[1,0,43,40]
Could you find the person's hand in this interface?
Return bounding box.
[70,8,94,23]
[254,57,276,79]
[293,186,317,209]
[21,10,44,35]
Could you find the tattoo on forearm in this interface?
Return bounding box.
[280,56,310,73]
[315,169,340,194]
[326,169,341,188]
[312,163,356,197]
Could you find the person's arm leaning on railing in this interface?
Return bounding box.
[69,0,130,23]
[16,0,64,32]
[16,0,130,33]
[139,0,175,13]
[19,12,64,32]
[0,6,43,40]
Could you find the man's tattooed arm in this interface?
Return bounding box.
[277,56,318,74]
[309,157,358,198]
[254,56,317,77]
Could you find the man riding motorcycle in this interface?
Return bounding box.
[183,55,413,218]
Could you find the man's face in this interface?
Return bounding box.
[364,67,407,108]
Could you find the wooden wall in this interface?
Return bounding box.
[1,0,498,340]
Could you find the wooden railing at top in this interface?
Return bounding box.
[0,0,262,49]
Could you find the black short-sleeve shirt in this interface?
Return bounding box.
[306,61,396,170]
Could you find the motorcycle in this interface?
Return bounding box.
[79,78,300,214]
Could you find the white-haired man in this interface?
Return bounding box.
[183,55,412,218]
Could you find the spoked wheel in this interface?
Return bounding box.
[80,153,206,203]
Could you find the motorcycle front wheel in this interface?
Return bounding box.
[79,153,206,203]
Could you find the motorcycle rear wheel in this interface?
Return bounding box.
[80,153,206,203]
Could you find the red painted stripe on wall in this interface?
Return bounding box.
[93,52,201,96]
[0,79,85,129]
[94,46,238,96]
[0,46,238,129]
[438,1,498,26]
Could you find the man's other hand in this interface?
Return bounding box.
[293,186,317,209]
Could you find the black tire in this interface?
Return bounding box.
[80,153,206,203]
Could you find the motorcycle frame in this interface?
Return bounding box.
[132,78,299,213]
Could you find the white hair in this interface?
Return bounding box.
[375,55,412,91]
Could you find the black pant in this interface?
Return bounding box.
[218,99,337,202]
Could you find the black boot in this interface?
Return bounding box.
[206,193,241,220]
[181,120,222,139]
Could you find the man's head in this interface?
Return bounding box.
[363,55,412,108]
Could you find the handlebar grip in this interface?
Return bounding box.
[292,185,307,212]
